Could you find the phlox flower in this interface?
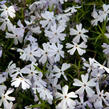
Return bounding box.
[99,4,109,22]
[70,23,88,43]
[50,43,64,62]
[36,86,53,104]
[82,58,95,73]
[91,68,104,82]
[45,23,66,43]
[6,26,24,45]
[73,74,96,97]
[90,84,109,109]
[39,43,55,64]
[0,17,13,31]
[66,41,87,55]
[56,13,71,28]
[91,4,109,26]
[91,5,101,26]
[0,88,15,109]
[56,85,77,109]
[33,72,47,87]
[17,44,41,62]
[53,63,71,81]
[46,74,61,94]
[40,11,55,29]
[11,77,31,90]
[89,58,109,74]
[0,4,15,18]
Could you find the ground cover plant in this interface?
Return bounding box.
[0,0,109,109]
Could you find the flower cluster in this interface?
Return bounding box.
[0,0,109,109]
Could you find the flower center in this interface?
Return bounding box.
[64,95,67,98]
[31,72,33,74]
[54,32,57,35]
[84,84,86,87]
[79,32,81,34]
[99,94,102,97]
[45,52,48,55]
[2,95,5,99]
[30,52,32,55]
[75,45,78,48]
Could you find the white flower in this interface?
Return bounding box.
[91,4,109,26]
[91,68,104,82]
[53,63,71,81]
[39,43,55,64]
[33,72,47,87]
[90,58,109,74]
[36,86,53,104]
[6,26,24,45]
[83,58,95,73]
[21,62,41,80]
[0,4,15,18]
[40,11,55,29]
[90,84,109,109]
[56,85,77,109]
[91,5,100,26]
[11,77,31,90]
[66,41,87,55]
[56,13,71,28]
[70,24,88,43]
[73,74,96,97]
[0,17,13,31]
[45,23,66,43]
[99,4,109,22]
[50,43,64,62]
[0,88,15,109]
[17,44,41,62]
[46,75,61,94]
